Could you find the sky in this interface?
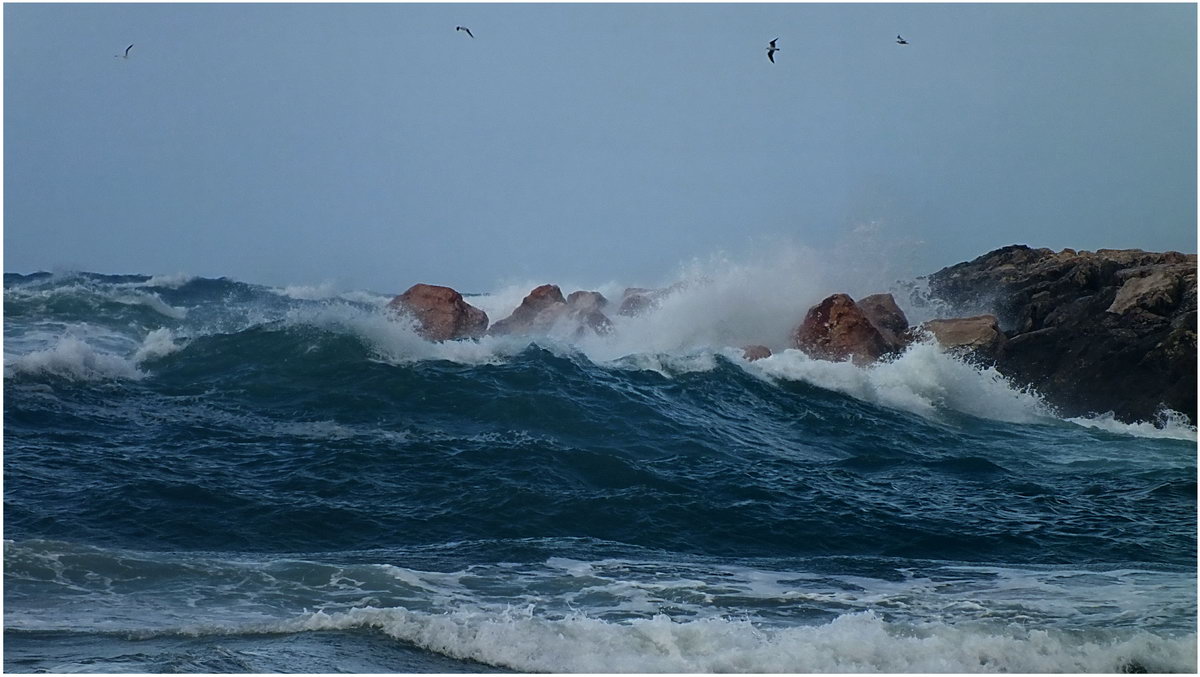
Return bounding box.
[4,2,1196,293]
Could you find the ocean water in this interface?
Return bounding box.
[4,270,1196,673]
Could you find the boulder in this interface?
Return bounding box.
[490,285,614,337]
[1107,270,1183,316]
[925,245,1197,423]
[615,282,690,317]
[567,290,608,314]
[858,293,910,345]
[792,293,901,365]
[388,283,488,341]
[921,315,1006,359]
[742,345,772,361]
[489,284,566,336]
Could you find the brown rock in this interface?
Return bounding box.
[567,290,608,313]
[742,345,772,361]
[921,315,1006,357]
[1107,270,1183,316]
[489,284,567,335]
[388,283,488,341]
[792,294,896,365]
[858,293,910,345]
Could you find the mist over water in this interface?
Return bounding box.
[4,248,1196,672]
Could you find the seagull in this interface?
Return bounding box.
[766,38,780,63]
[115,43,133,59]
[455,26,474,38]
[896,35,909,45]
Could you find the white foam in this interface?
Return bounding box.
[5,336,144,381]
[276,281,339,301]
[1067,408,1197,442]
[112,292,188,319]
[143,273,196,289]
[132,328,183,363]
[747,339,1054,424]
[284,606,1197,673]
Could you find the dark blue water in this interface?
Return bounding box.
[5,271,1196,672]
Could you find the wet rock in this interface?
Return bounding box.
[925,245,1197,423]
[388,283,488,341]
[858,293,910,346]
[792,293,901,365]
[921,315,1006,359]
[489,284,567,336]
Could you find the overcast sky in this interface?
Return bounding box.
[5,3,1196,293]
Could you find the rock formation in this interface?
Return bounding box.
[925,245,1196,424]
[921,315,1006,359]
[490,285,613,337]
[489,284,567,336]
[388,284,488,341]
[792,293,907,365]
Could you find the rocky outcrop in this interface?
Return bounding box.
[388,284,488,341]
[489,284,566,336]
[921,315,1006,359]
[792,293,906,365]
[490,285,614,337]
[926,245,1197,423]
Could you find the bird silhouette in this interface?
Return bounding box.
[766,38,780,63]
[456,26,474,39]
[896,35,909,45]
[114,44,133,59]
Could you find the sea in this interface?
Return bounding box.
[4,268,1197,673]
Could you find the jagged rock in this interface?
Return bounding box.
[742,345,772,361]
[388,283,488,341]
[792,293,903,365]
[921,315,1006,359]
[926,245,1197,423]
[858,293,910,346]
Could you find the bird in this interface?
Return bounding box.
[896,35,909,45]
[455,26,474,38]
[115,43,133,59]
[766,38,780,63]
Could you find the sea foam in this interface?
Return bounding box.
[284,605,1197,673]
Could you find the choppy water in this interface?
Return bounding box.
[4,270,1196,672]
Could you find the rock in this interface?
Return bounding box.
[1107,270,1182,315]
[742,345,772,361]
[858,293,910,345]
[921,315,1006,359]
[618,292,656,317]
[615,282,690,317]
[567,290,608,314]
[925,245,1197,423]
[792,293,902,365]
[565,291,613,336]
[388,283,488,341]
[490,285,614,337]
[489,284,566,335]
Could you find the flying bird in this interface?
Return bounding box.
[456,26,474,38]
[896,35,909,45]
[766,38,780,63]
[115,43,133,59]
